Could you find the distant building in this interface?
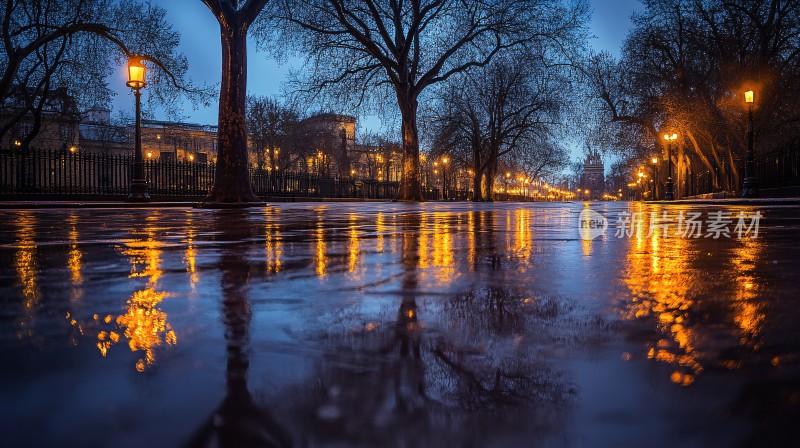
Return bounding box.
[294,113,356,176]
[0,86,80,150]
[79,106,129,154]
[580,149,605,198]
[140,120,218,163]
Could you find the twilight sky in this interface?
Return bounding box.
[111,0,644,136]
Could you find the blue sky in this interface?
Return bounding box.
[111,0,644,138]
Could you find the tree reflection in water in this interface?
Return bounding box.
[186,210,291,448]
[270,210,584,446]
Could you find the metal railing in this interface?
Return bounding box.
[0,147,410,199]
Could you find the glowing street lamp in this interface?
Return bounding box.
[662,132,678,200]
[742,90,759,197]
[126,56,150,202]
[651,157,659,199]
[441,156,450,200]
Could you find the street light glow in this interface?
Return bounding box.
[745,90,754,103]
[126,56,147,89]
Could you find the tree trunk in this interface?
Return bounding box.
[485,171,495,202]
[397,94,424,201]
[201,18,260,206]
[472,145,483,201]
[472,169,483,201]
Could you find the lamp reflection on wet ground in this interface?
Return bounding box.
[0,202,798,447]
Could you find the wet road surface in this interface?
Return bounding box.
[1,202,799,447]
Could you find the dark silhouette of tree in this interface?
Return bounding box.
[185,210,291,447]
[272,0,587,201]
[246,95,299,171]
[1,0,198,146]
[429,51,572,200]
[584,0,800,195]
[199,0,271,206]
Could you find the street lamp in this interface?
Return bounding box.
[651,157,659,200]
[126,56,150,202]
[441,156,449,200]
[742,90,759,197]
[662,133,678,200]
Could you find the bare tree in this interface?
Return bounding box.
[199,0,271,206]
[429,50,573,200]
[584,0,800,195]
[271,0,587,200]
[1,0,200,146]
[246,95,299,171]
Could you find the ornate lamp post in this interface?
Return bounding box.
[651,157,659,200]
[742,90,759,197]
[663,133,677,200]
[126,56,150,202]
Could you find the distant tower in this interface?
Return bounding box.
[581,148,604,197]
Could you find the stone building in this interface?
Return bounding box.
[140,120,218,163]
[294,113,356,177]
[580,149,605,198]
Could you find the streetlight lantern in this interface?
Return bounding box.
[126,57,147,89]
[125,55,150,202]
[742,90,759,197]
[662,132,677,200]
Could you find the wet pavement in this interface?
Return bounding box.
[1,202,799,447]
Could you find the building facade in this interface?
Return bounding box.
[580,149,605,198]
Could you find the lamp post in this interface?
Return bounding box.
[663,133,677,200]
[742,90,759,197]
[651,157,659,200]
[441,156,449,200]
[126,56,150,202]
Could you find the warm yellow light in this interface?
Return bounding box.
[442,156,449,164]
[671,133,678,140]
[744,90,754,104]
[651,157,658,164]
[188,154,194,162]
[13,140,21,147]
[584,189,590,194]
[126,56,147,89]
[506,172,511,178]
[350,169,356,175]
[69,146,78,153]
[146,151,153,159]
[638,172,644,177]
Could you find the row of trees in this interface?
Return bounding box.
[19,0,797,202]
[584,0,800,193]
[2,0,589,204]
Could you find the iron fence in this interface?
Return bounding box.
[754,146,800,189]
[0,147,410,200]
